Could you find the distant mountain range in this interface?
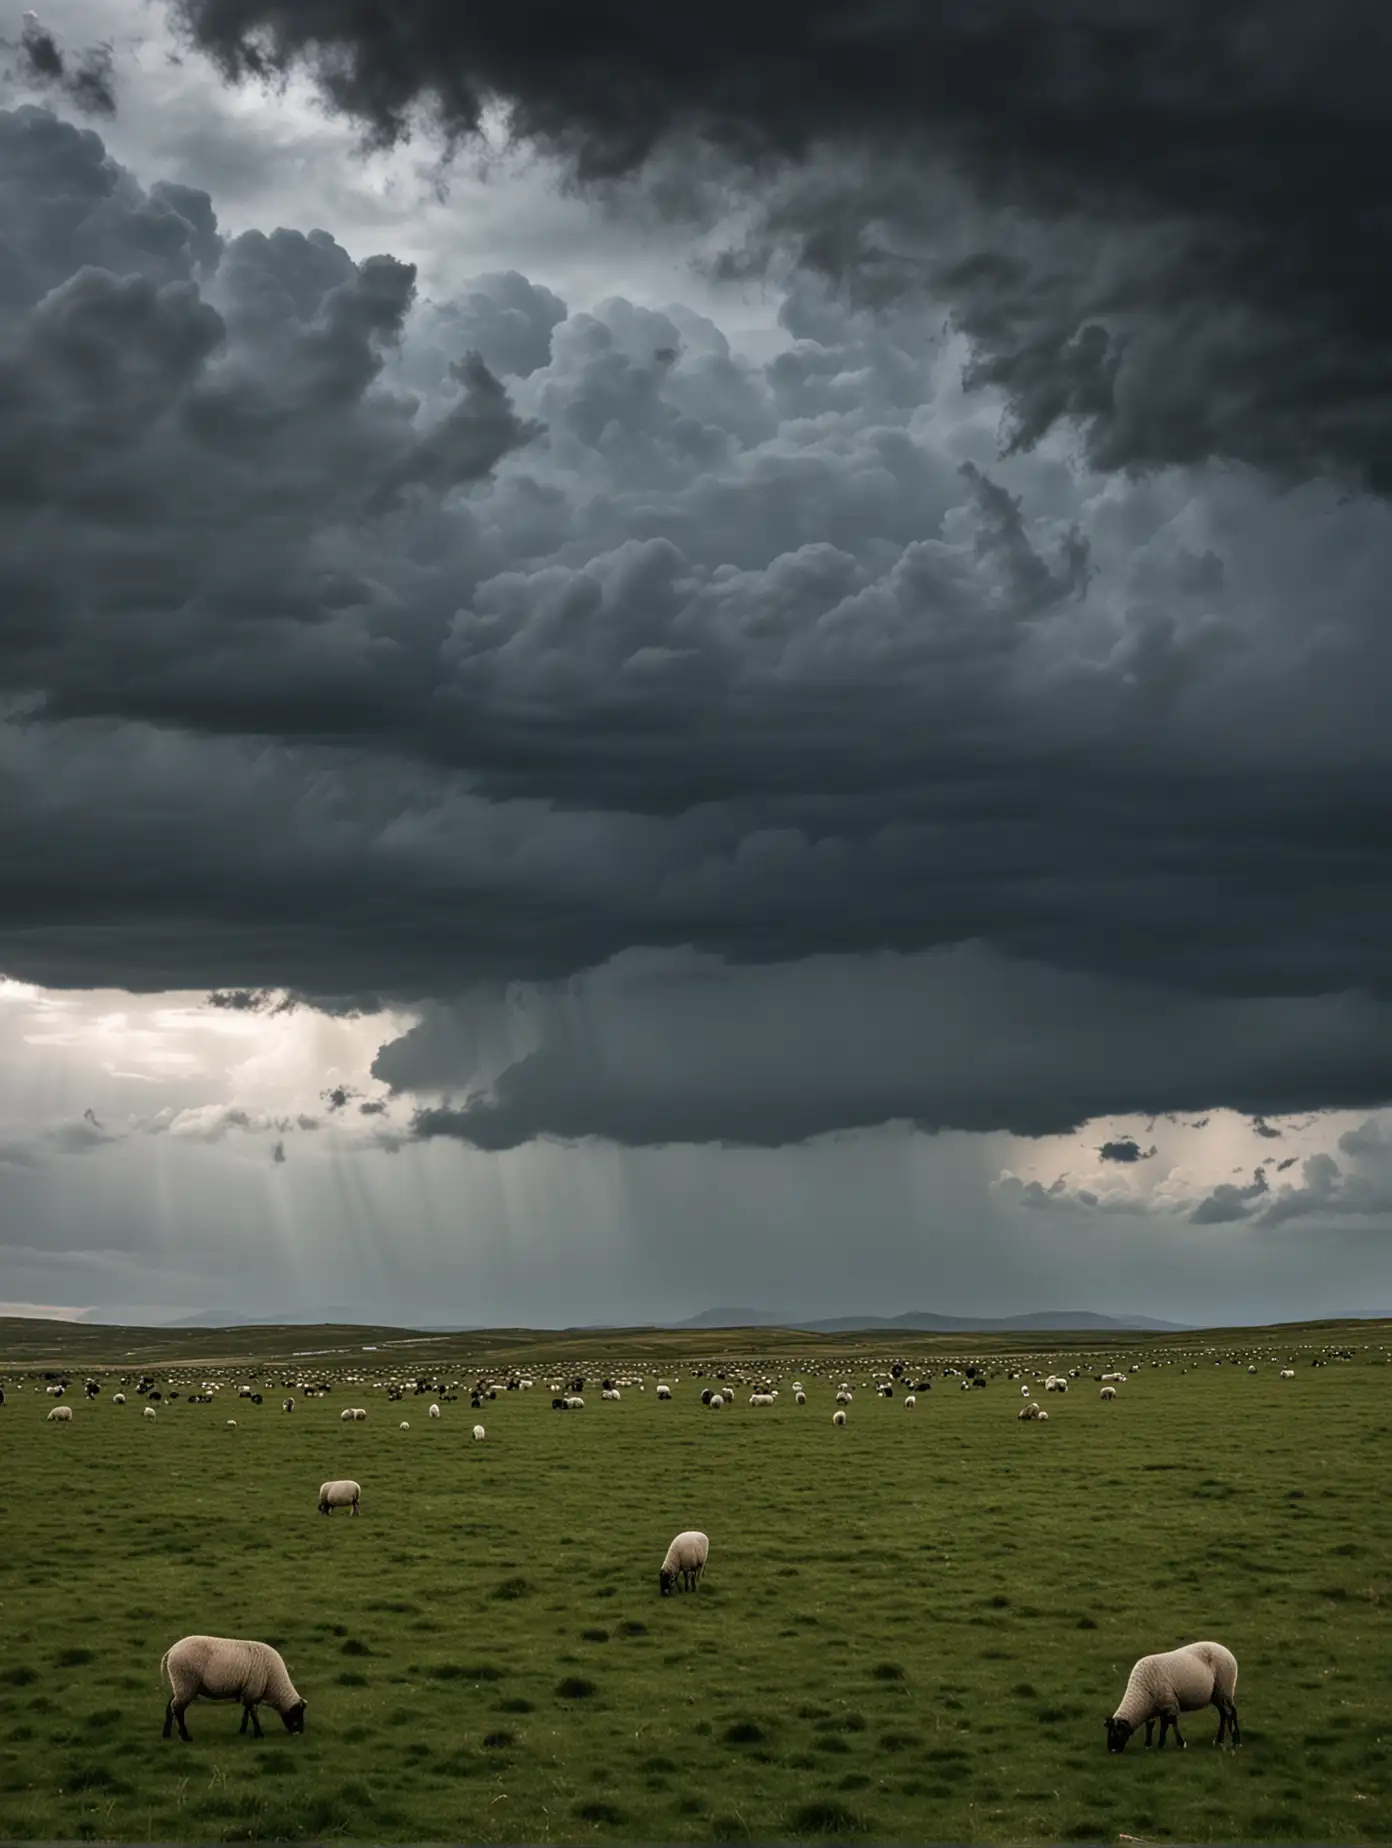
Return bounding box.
[153,1304,1191,1333]
[672,1307,1191,1332]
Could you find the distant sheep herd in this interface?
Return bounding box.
[7,1333,1371,1750]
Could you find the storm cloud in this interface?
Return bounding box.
[3,98,1392,1158]
[164,0,1392,498]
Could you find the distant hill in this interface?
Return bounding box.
[675,1307,1191,1333]
[160,1304,1190,1334]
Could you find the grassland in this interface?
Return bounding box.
[1,1319,1390,1843]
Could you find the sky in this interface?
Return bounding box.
[2,0,1392,1329]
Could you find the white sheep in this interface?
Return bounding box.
[428,1403,441,1418]
[144,1406,157,1421]
[709,1393,724,1410]
[113,1392,127,1405]
[226,1419,237,1429]
[1105,1641,1240,1752]
[46,1405,73,1423]
[1100,1385,1117,1401]
[749,1391,775,1406]
[399,1421,410,1429]
[317,1479,361,1516]
[659,1529,709,1595]
[161,1634,307,1741]
[1279,1368,1295,1379]
[904,1394,916,1410]
[472,1424,486,1441]
[340,1407,355,1422]
[833,1408,847,1426]
[656,1384,672,1400]
[564,1394,585,1409]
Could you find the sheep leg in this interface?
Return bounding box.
[1156,1713,1169,1749]
[166,1699,192,1742]
[241,1703,263,1739]
[1214,1702,1227,1745]
[1143,1719,1155,1748]
[1227,1701,1241,1747]
[1170,1712,1187,1749]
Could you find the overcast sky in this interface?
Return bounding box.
[2,0,1391,1329]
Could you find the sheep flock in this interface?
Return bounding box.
[4,1325,1379,1787]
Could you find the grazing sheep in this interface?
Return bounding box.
[161,1635,307,1742]
[282,1398,294,1412]
[709,1393,724,1410]
[399,1421,410,1429]
[1100,1385,1117,1401]
[113,1392,127,1405]
[656,1384,672,1400]
[565,1394,585,1409]
[226,1420,238,1429]
[429,1404,441,1419]
[832,1409,847,1426]
[1105,1641,1240,1752]
[749,1392,776,1406]
[1017,1402,1044,1421]
[46,1405,73,1423]
[659,1530,710,1595]
[472,1424,486,1441]
[904,1394,916,1410]
[340,1408,355,1421]
[794,1390,807,1405]
[1279,1369,1295,1379]
[317,1479,361,1516]
[143,1406,157,1421]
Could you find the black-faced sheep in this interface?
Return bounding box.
[1105,1641,1240,1752]
[161,1635,307,1741]
[659,1530,709,1594]
[318,1479,361,1516]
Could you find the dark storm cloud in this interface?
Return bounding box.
[371,948,1392,1149]
[166,0,1392,497]
[5,15,116,118]
[4,105,1392,1144]
[1097,1137,1154,1164]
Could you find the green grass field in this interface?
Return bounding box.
[1,1320,1390,1843]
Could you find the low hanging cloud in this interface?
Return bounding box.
[372,945,1392,1151]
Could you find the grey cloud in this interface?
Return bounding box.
[1337,1118,1392,1160]
[4,107,1392,1149]
[167,0,1392,498]
[5,15,116,118]
[1097,1137,1154,1164]
[373,946,1392,1150]
[1190,1168,1269,1226]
